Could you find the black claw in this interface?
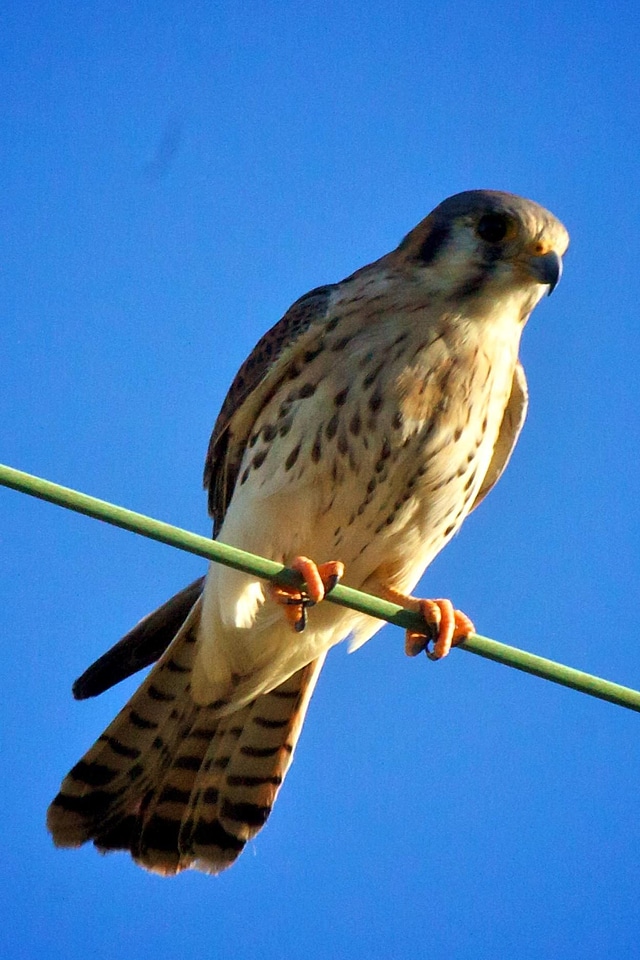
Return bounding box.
[324,574,341,594]
[412,615,439,660]
[284,590,318,633]
[423,619,443,660]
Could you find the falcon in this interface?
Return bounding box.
[48,190,569,875]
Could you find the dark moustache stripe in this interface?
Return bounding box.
[414,223,450,265]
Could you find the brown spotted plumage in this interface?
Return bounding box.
[48,190,568,874]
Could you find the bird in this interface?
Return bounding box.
[47,189,569,875]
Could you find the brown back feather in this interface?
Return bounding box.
[204,284,334,532]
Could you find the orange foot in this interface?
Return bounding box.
[406,598,475,660]
[270,556,345,633]
[379,587,475,660]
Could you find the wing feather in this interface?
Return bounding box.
[204,284,335,532]
[470,361,528,511]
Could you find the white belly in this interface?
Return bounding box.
[192,313,521,709]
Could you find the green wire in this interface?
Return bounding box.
[1,461,639,714]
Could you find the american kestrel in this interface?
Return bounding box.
[48,190,569,875]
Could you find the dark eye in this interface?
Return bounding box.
[477,213,509,244]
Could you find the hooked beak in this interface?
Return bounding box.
[527,249,563,295]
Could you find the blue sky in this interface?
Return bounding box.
[2,2,640,958]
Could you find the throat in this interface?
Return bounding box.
[397,317,519,434]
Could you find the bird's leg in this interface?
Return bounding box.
[378,586,475,660]
[269,557,345,633]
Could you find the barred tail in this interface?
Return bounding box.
[47,597,324,875]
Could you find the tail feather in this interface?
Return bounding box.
[72,577,205,699]
[47,601,201,850]
[132,699,227,873]
[48,598,325,875]
[183,655,325,872]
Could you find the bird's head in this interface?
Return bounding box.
[393,190,569,316]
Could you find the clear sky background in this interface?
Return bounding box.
[2,2,639,958]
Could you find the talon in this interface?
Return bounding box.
[316,562,344,597]
[376,584,474,660]
[407,599,474,660]
[269,584,310,631]
[269,556,345,632]
[294,605,308,633]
